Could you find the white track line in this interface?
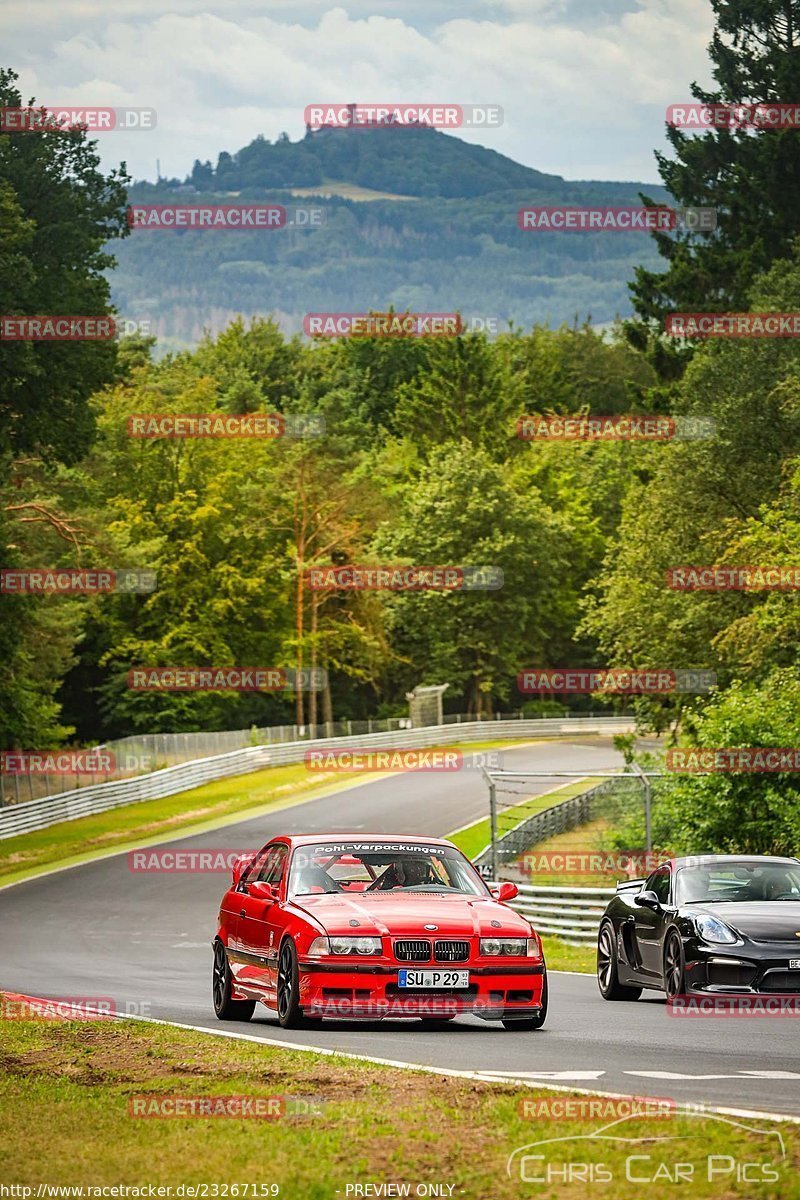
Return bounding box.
[99,1008,800,1126]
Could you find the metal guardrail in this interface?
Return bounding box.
[0,716,632,840]
[2,709,632,804]
[509,883,615,944]
[487,788,596,868]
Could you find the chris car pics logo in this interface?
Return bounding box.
[507,1111,784,1186]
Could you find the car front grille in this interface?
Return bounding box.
[434,939,470,962]
[394,939,431,962]
[385,983,478,999]
[760,970,800,992]
[707,962,758,989]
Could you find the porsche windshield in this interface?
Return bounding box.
[288,841,487,897]
[675,862,800,904]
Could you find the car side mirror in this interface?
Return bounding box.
[635,889,661,910]
[248,881,279,903]
[489,881,518,902]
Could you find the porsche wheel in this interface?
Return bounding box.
[597,921,642,1001]
[664,930,686,1001]
[502,971,548,1029]
[212,940,255,1021]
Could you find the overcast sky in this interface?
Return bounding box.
[2,0,715,184]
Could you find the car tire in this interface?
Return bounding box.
[276,938,312,1029]
[212,939,255,1021]
[502,971,548,1030]
[597,920,643,1001]
[663,930,686,1001]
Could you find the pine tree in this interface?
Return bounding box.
[628,1,800,371]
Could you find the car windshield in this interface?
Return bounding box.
[675,863,800,904]
[288,841,487,897]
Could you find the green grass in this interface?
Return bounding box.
[0,737,541,888]
[541,935,596,973]
[1,1014,796,1197]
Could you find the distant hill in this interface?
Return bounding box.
[114,125,670,349]
[184,123,569,199]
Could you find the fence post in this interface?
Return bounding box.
[631,762,652,852]
[489,779,499,880]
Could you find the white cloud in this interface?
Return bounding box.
[3,0,715,181]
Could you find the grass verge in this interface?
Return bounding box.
[0,1013,796,1197]
[0,738,534,888]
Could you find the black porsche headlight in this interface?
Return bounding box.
[696,915,738,945]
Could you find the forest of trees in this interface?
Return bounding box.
[4,0,800,853]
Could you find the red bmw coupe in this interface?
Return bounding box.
[213,833,547,1029]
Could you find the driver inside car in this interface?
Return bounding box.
[369,856,438,891]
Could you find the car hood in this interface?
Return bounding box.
[291,891,531,938]
[693,901,800,943]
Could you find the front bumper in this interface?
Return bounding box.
[297,959,546,1020]
[684,943,800,994]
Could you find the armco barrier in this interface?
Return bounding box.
[0,717,631,839]
[476,787,596,869]
[509,883,615,944]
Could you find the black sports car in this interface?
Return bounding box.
[596,854,800,1000]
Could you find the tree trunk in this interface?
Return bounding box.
[295,563,305,727]
[308,594,318,734]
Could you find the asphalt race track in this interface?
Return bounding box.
[2,737,799,1118]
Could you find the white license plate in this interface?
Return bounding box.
[790,959,800,970]
[397,969,469,989]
